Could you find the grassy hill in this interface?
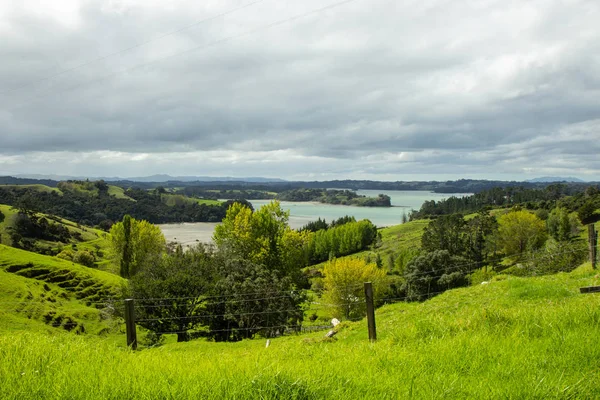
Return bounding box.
[0,203,113,269]
[160,193,222,206]
[1,263,599,398]
[0,245,125,336]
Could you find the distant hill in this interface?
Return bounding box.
[14,174,287,183]
[526,176,585,183]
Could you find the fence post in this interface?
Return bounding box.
[588,225,597,269]
[125,299,137,350]
[364,282,377,342]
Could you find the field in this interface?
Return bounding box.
[1,263,600,399]
[160,193,222,206]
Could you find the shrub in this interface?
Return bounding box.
[73,250,96,268]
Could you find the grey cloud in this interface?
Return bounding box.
[1,0,600,179]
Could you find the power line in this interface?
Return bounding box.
[0,0,267,96]
[8,0,362,112]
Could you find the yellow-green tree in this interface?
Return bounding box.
[109,216,166,278]
[213,201,312,282]
[322,258,387,320]
[497,210,547,256]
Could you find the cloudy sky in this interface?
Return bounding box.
[1,0,599,181]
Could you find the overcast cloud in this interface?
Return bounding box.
[1,0,599,180]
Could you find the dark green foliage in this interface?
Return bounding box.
[577,201,597,224]
[205,255,306,342]
[421,212,498,268]
[277,189,391,207]
[421,214,467,256]
[0,209,4,224]
[177,187,274,200]
[329,215,356,228]
[222,199,254,212]
[0,184,230,225]
[130,245,306,342]
[299,218,329,233]
[129,245,217,342]
[9,213,72,250]
[411,183,599,219]
[299,216,356,233]
[534,209,549,221]
[404,250,469,301]
[464,212,499,268]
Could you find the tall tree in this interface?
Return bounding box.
[547,207,581,242]
[421,214,467,256]
[110,215,166,278]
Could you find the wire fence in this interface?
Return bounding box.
[0,243,596,345]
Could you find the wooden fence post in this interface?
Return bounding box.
[364,282,377,342]
[125,299,137,350]
[588,225,597,269]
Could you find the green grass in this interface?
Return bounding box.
[0,204,17,246]
[312,219,429,270]
[160,193,222,206]
[0,245,125,336]
[107,185,135,201]
[1,264,600,398]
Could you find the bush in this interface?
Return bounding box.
[73,250,96,268]
[404,250,469,301]
[322,258,387,320]
[56,249,74,261]
[524,239,588,275]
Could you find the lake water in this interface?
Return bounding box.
[159,190,468,245]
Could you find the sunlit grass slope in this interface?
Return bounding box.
[0,245,124,335]
[2,263,600,399]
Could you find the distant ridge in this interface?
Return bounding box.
[526,176,585,183]
[14,174,287,183]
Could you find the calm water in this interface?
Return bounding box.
[159,190,468,245]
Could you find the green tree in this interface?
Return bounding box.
[464,212,498,267]
[547,207,581,242]
[109,215,166,278]
[322,258,387,320]
[205,254,307,341]
[421,214,467,256]
[130,244,217,342]
[577,200,597,224]
[404,250,469,301]
[497,210,547,256]
[0,210,4,224]
[213,201,311,283]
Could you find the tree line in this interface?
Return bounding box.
[109,201,382,342]
[400,206,587,301]
[411,184,600,222]
[0,184,232,228]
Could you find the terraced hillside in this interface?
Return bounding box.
[0,245,125,335]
